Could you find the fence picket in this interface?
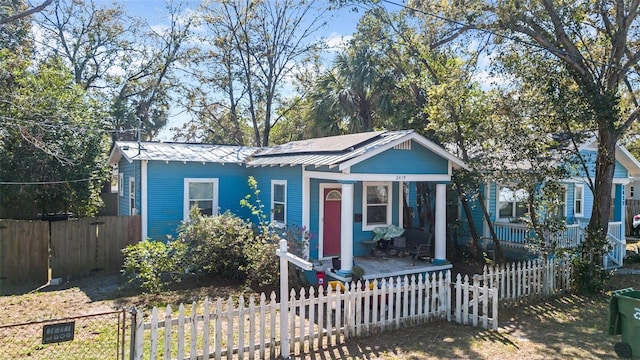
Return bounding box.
[214,299,222,360]
[203,298,210,359]
[177,304,185,360]
[298,288,306,354]
[317,287,325,347]
[269,292,276,359]
[308,287,316,350]
[190,302,197,360]
[238,296,245,359]
[150,307,158,360]
[363,280,371,336]
[258,293,266,360]
[248,296,255,360]
[164,305,172,360]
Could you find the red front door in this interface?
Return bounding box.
[323,188,342,257]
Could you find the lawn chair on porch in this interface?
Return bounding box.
[389,228,432,263]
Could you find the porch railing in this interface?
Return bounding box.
[491,221,625,269]
[493,223,528,246]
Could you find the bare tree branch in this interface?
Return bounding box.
[0,0,52,25]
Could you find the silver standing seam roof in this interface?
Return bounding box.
[109,130,465,170]
[110,141,258,164]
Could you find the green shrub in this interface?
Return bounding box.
[241,232,280,289]
[121,239,185,293]
[176,208,254,281]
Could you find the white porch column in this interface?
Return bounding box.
[141,160,148,240]
[434,183,447,264]
[339,182,354,274]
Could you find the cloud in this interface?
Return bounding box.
[324,32,351,52]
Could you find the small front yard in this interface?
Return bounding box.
[0,262,638,359]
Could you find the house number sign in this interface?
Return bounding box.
[634,307,640,321]
[42,321,75,344]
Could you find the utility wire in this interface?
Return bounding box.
[0,178,102,185]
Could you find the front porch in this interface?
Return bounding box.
[315,256,453,283]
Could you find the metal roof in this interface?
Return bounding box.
[246,130,414,168]
[108,130,468,171]
[253,131,385,156]
[110,141,258,164]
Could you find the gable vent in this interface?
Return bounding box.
[394,140,411,150]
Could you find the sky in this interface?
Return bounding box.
[101,0,381,140]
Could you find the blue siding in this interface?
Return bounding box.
[578,150,597,178]
[351,142,448,174]
[118,159,140,216]
[614,160,629,179]
[308,178,324,260]
[614,184,623,222]
[250,166,304,227]
[578,150,628,179]
[583,184,594,219]
[146,161,250,241]
[488,183,496,222]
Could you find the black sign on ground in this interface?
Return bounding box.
[42,322,75,344]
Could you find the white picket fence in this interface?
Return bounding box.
[130,270,498,359]
[473,256,572,305]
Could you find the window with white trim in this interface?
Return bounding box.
[111,166,119,193]
[363,182,392,230]
[497,185,528,220]
[119,173,124,196]
[184,178,219,220]
[553,185,567,219]
[129,177,136,215]
[574,184,584,217]
[271,180,287,225]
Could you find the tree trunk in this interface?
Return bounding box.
[585,126,616,261]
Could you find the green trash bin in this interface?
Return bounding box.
[609,288,640,359]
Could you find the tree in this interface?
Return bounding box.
[480,0,640,290]
[36,0,194,140]
[190,0,327,146]
[307,45,396,135]
[0,56,110,218]
[401,0,638,289]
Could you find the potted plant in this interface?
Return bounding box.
[372,224,405,250]
[351,265,365,282]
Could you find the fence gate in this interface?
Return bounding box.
[0,309,127,360]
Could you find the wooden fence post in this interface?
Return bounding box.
[276,239,312,359]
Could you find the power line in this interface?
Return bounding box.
[0,118,143,134]
[0,178,102,185]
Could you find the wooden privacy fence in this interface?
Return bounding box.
[130,270,499,360]
[473,256,572,305]
[50,216,141,280]
[0,216,140,284]
[0,219,49,283]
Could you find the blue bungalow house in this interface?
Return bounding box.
[108,130,468,280]
[461,135,640,269]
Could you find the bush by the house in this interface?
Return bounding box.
[241,231,280,289]
[176,208,254,281]
[121,239,186,293]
